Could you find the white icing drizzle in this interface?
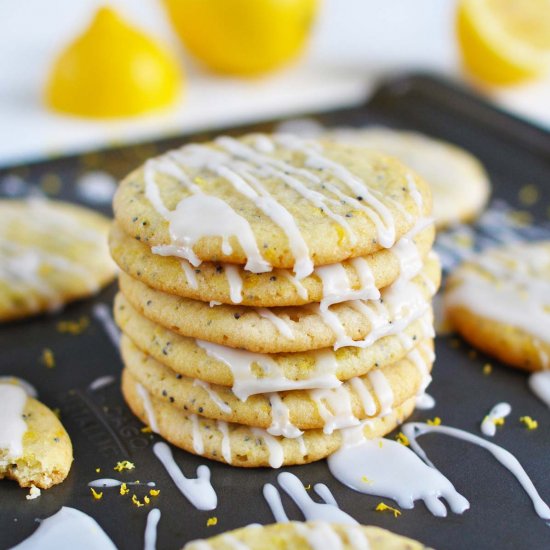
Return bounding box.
[367,370,394,417]
[0,377,37,398]
[153,442,217,510]
[297,435,308,457]
[309,386,359,435]
[256,308,295,339]
[402,422,550,522]
[328,432,469,517]
[270,472,359,525]
[480,402,512,437]
[88,375,116,392]
[92,303,121,348]
[280,270,309,300]
[215,135,358,246]
[409,343,434,397]
[251,428,284,468]
[88,479,156,488]
[224,264,243,303]
[348,377,376,417]
[263,483,290,522]
[415,393,436,410]
[136,383,159,433]
[0,384,27,461]
[144,508,161,550]
[193,379,231,414]
[10,507,117,550]
[217,420,232,464]
[180,260,198,289]
[267,393,303,438]
[196,340,340,400]
[528,371,550,408]
[190,414,204,454]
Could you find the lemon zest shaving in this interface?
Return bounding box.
[304,484,311,491]
[375,502,401,518]
[361,475,373,484]
[482,363,492,375]
[56,316,89,335]
[144,496,150,504]
[149,489,160,497]
[520,416,538,430]
[493,417,505,426]
[141,426,152,433]
[120,483,129,496]
[42,348,55,368]
[95,468,101,473]
[90,488,103,500]
[206,517,218,527]
[395,432,409,446]
[427,417,441,426]
[114,460,135,472]
[132,494,144,507]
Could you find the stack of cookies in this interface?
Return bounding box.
[110,133,441,468]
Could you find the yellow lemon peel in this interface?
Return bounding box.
[120,483,130,496]
[149,489,160,497]
[395,432,410,446]
[90,488,103,500]
[114,460,135,472]
[41,348,55,368]
[375,502,401,518]
[427,417,442,426]
[520,416,538,430]
[206,517,218,527]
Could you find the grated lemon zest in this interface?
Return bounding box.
[375,502,401,518]
[150,489,160,497]
[114,460,135,472]
[520,416,538,430]
[395,432,409,446]
[42,348,55,368]
[427,417,441,426]
[132,494,144,507]
[482,363,492,375]
[206,517,218,527]
[120,483,129,496]
[90,488,103,500]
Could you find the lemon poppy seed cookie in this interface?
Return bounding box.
[109,221,435,306]
[183,521,428,550]
[122,369,416,468]
[325,126,490,228]
[445,241,550,372]
[0,382,73,489]
[114,292,434,390]
[0,199,116,321]
[114,133,432,273]
[121,335,434,432]
[118,253,440,354]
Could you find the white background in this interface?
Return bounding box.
[1,0,549,167]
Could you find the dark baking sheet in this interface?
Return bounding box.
[1,74,549,550]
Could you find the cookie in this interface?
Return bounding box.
[0,199,116,321]
[115,292,434,391]
[0,382,73,489]
[445,241,550,372]
[118,253,440,353]
[325,126,490,228]
[121,335,433,432]
[109,221,435,306]
[113,133,432,274]
[183,521,427,550]
[122,369,416,468]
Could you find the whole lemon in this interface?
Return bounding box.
[46,7,182,118]
[162,0,318,75]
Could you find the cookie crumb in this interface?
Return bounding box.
[375,502,401,518]
[26,485,41,500]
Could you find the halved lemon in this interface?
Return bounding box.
[457,0,550,85]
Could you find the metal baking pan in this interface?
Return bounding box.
[1,74,549,549]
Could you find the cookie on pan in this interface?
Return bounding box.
[445,241,550,371]
[0,199,116,322]
[183,521,428,550]
[113,133,432,272]
[122,369,416,468]
[325,126,490,228]
[0,381,73,489]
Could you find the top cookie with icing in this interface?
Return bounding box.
[0,199,116,322]
[114,134,431,275]
[324,127,490,228]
